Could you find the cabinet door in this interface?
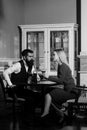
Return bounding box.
[26,29,47,71]
[47,28,72,76]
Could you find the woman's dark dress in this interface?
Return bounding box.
[47,63,77,105]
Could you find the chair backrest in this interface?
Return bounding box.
[0,75,6,100]
[0,74,26,103]
[0,75,16,102]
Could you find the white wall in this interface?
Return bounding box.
[81,0,87,54]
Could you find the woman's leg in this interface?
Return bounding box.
[41,93,52,117]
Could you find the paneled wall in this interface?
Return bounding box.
[24,0,76,24]
[0,0,76,59]
[0,0,24,58]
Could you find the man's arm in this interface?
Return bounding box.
[3,62,21,87]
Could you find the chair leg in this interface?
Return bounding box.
[67,102,74,117]
[51,103,65,123]
[51,103,64,116]
[11,99,17,130]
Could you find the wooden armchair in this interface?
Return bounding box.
[50,85,87,123]
[0,75,26,117]
[67,85,87,118]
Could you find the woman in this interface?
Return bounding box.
[41,48,78,118]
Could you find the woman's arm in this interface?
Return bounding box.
[48,64,66,84]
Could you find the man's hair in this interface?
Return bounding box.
[21,49,33,56]
[54,48,64,52]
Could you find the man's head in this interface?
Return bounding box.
[21,49,34,67]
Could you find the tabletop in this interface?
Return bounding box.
[26,80,58,92]
[38,80,57,85]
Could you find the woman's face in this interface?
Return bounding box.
[53,51,60,62]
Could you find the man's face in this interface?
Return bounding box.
[25,52,34,67]
[26,53,34,61]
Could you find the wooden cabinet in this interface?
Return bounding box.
[19,23,78,77]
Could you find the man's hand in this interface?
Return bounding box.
[39,74,49,80]
[37,74,40,82]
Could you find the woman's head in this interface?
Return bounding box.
[53,48,68,65]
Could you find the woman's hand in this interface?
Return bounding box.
[8,84,16,88]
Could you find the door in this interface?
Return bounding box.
[47,28,72,76]
[25,28,48,72]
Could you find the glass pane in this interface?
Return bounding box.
[50,31,69,71]
[27,32,45,71]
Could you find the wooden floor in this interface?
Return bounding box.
[0,105,87,130]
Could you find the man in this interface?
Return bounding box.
[3,49,35,98]
[3,49,42,119]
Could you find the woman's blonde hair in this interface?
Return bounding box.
[54,48,69,65]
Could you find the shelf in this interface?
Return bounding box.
[77,55,87,58]
[78,71,87,73]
